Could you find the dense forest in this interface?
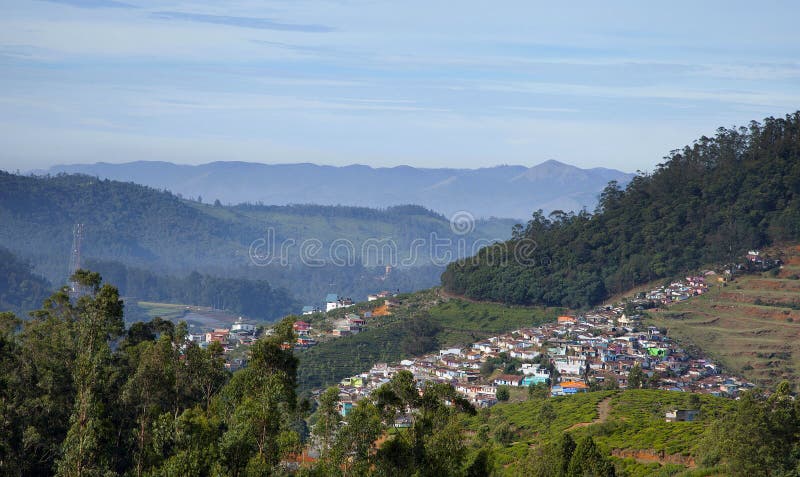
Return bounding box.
[1,272,798,476]
[0,172,513,306]
[443,112,800,308]
[0,246,52,314]
[84,258,298,321]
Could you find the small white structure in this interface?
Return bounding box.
[326,294,354,312]
[231,317,256,333]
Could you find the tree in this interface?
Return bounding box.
[331,401,382,475]
[556,433,577,477]
[313,387,341,456]
[567,436,615,476]
[57,272,125,477]
[713,385,800,477]
[539,401,556,424]
[0,312,22,474]
[627,363,643,390]
[496,386,510,402]
[528,382,550,400]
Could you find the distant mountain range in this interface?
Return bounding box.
[44,160,635,219]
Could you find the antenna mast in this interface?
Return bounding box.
[68,224,84,293]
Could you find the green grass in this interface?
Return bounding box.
[137,301,191,320]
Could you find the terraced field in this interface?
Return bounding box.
[648,245,800,388]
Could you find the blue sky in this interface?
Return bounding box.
[1,1,799,172]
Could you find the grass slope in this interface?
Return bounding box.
[296,289,562,392]
[647,245,800,388]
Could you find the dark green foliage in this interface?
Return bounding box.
[703,383,800,477]
[443,113,800,307]
[400,313,441,356]
[0,246,52,314]
[567,436,615,476]
[627,363,643,390]
[85,260,299,321]
[496,386,510,402]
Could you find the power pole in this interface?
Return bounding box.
[68,223,85,295]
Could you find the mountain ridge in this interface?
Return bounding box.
[43,160,634,219]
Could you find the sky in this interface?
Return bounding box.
[1,1,799,173]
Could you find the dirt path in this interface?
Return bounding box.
[566,395,613,430]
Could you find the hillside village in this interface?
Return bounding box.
[328,273,755,415]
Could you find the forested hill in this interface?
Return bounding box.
[0,172,514,305]
[443,112,800,308]
[0,246,52,314]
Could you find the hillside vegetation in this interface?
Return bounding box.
[648,244,800,388]
[443,112,800,308]
[296,289,561,392]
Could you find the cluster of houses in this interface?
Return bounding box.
[294,291,397,349]
[328,276,753,415]
[643,274,713,304]
[185,317,259,369]
[302,290,397,315]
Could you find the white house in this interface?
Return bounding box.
[231,317,256,333]
[326,294,354,312]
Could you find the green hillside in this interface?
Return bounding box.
[443,112,800,308]
[296,288,561,392]
[460,389,738,476]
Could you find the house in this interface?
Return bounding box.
[339,401,354,416]
[188,333,205,343]
[326,294,354,312]
[493,374,525,387]
[551,381,589,396]
[296,337,316,348]
[231,317,256,333]
[557,315,576,325]
[301,305,320,315]
[522,373,549,386]
[205,329,230,345]
[553,356,585,376]
[368,290,394,301]
[665,409,700,422]
[293,321,311,336]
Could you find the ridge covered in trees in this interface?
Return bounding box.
[0,171,513,306]
[442,112,800,307]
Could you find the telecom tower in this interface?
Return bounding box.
[68,223,84,295]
